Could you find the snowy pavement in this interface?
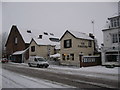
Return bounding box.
[1,68,74,88]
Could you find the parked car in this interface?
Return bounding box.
[28,56,49,68]
[1,58,9,63]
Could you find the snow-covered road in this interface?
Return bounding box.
[1,68,74,88]
[9,62,119,81]
[1,62,119,89]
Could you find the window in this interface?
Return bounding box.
[34,58,37,62]
[81,42,85,46]
[106,55,117,62]
[111,19,114,27]
[117,18,119,27]
[64,39,72,48]
[114,19,117,27]
[62,54,65,60]
[50,33,54,36]
[27,30,31,33]
[112,33,118,43]
[70,54,74,60]
[110,17,120,28]
[15,37,18,44]
[38,35,42,39]
[119,31,120,42]
[88,41,92,47]
[31,46,35,52]
[44,32,48,35]
[67,55,69,60]
[49,38,59,42]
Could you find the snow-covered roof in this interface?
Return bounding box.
[13,50,25,55]
[12,48,29,55]
[50,53,60,58]
[103,20,110,30]
[19,30,32,44]
[109,13,119,19]
[17,26,59,44]
[68,30,93,40]
[33,37,59,46]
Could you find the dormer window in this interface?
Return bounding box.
[27,30,31,33]
[44,32,48,35]
[38,35,42,39]
[50,33,54,36]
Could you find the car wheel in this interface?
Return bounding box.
[28,63,31,67]
[45,65,49,68]
[40,65,44,68]
[37,64,40,68]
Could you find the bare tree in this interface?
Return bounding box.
[2,32,7,58]
[0,33,2,58]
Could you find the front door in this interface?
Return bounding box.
[79,55,83,68]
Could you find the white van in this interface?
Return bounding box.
[28,56,49,68]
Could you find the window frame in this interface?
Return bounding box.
[112,33,118,43]
[31,46,35,52]
[88,40,92,47]
[64,39,72,48]
[70,54,74,60]
[62,54,65,60]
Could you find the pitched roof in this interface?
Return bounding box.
[60,30,93,40]
[16,25,59,44]
[108,13,119,19]
[18,28,32,44]
[32,37,60,46]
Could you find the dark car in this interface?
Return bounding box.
[1,58,9,63]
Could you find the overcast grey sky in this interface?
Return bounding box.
[2,2,118,46]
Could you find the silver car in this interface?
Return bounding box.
[28,56,49,68]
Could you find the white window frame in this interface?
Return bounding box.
[112,33,118,43]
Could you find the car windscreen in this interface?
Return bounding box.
[37,58,46,61]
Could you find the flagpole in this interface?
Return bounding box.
[91,20,94,35]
